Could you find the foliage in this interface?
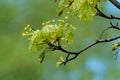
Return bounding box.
[22,18,75,63]
[57,0,106,22]
[2,0,120,80]
[23,0,120,66]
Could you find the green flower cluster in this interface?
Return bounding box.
[56,57,64,67]
[22,18,75,63]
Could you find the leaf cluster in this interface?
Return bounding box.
[22,0,120,66]
[22,19,75,63]
[57,0,106,22]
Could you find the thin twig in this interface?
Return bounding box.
[63,36,120,64]
[99,22,120,39]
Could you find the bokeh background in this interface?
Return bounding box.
[1,0,120,80]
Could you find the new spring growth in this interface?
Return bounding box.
[22,24,34,37]
[56,57,64,67]
[23,18,76,64]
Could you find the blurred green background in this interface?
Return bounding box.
[0,0,120,80]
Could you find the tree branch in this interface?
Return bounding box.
[95,5,120,20]
[109,0,120,9]
[79,36,120,53]
[50,35,120,65]
[48,2,120,65]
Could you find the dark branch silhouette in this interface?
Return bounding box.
[37,0,120,65]
[109,0,120,9]
[53,0,120,65]
[49,35,120,65]
[95,5,120,20]
[49,1,120,65]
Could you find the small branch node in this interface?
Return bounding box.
[110,22,113,26]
